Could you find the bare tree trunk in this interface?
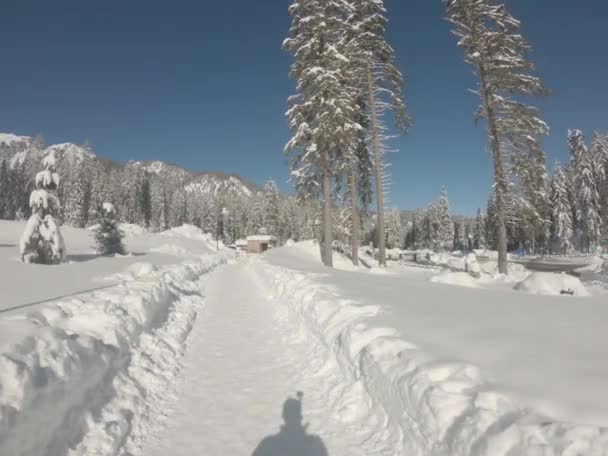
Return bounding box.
[322,149,333,267]
[479,64,509,274]
[367,65,386,267]
[349,166,360,266]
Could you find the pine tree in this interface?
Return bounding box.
[473,208,486,249]
[445,0,549,273]
[140,176,152,228]
[569,130,602,251]
[386,208,402,249]
[436,188,454,251]
[347,0,411,267]
[94,202,126,255]
[550,164,573,254]
[422,204,438,250]
[284,0,360,267]
[263,180,281,239]
[20,150,66,264]
[454,217,467,251]
[591,132,608,245]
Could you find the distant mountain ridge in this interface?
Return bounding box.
[0,133,261,198]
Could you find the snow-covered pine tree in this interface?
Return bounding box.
[386,208,402,249]
[284,0,361,267]
[445,0,549,273]
[19,150,66,264]
[473,208,486,249]
[347,0,411,267]
[262,180,281,239]
[454,217,467,251]
[140,175,152,228]
[591,132,608,245]
[436,188,454,251]
[569,130,602,251]
[550,163,573,254]
[422,203,438,250]
[62,165,91,228]
[94,202,126,255]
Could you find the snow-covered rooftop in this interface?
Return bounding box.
[246,235,278,242]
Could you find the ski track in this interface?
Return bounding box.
[144,259,397,456]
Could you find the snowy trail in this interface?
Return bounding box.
[144,260,397,456]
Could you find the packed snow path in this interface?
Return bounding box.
[144,260,397,456]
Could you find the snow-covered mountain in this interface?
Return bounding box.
[0,132,261,200]
[185,173,255,198]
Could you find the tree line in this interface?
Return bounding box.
[0,138,320,248]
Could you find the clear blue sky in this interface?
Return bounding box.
[1,1,607,215]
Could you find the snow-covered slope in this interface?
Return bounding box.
[0,133,32,148]
[185,173,255,197]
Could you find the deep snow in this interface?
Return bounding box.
[2,224,608,455]
[266,242,608,429]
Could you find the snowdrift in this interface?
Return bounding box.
[514,272,590,297]
[0,255,225,456]
[259,261,608,455]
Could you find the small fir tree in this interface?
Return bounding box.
[94,202,126,255]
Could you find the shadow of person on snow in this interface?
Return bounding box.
[252,392,328,456]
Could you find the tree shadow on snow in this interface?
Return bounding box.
[0,243,16,248]
[252,392,329,456]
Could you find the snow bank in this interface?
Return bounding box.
[118,223,148,236]
[161,224,209,241]
[150,243,197,258]
[0,254,225,456]
[514,272,590,297]
[429,252,466,270]
[431,271,481,288]
[258,261,608,455]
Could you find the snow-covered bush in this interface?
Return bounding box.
[94,202,126,255]
[19,150,66,264]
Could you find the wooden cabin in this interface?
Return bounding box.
[246,235,278,254]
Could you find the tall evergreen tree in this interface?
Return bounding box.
[436,188,454,251]
[284,0,360,267]
[569,130,602,251]
[550,163,573,254]
[263,180,281,239]
[473,208,486,249]
[347,0,411,266]
[445,0,549,273]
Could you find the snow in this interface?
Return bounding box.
[28,189,59,210]
[0,220,217,316]
[2,225,608,455]
[44,142,96,162]
[514,272,590,297]
[264,243,608,433]
[0,220,226,456]
[431,270,481,288]
[102,202,116,214]
[0,133,31,146]
[246,234,278,242]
